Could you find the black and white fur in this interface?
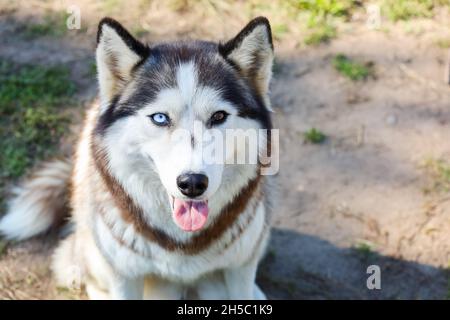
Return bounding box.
[0,17,276,300]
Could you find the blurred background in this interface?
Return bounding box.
[0,0,449,299]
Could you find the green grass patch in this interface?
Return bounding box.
[21,11,80,38]
[0,240,8,257]
[422,158,450,193]
[353,241,376,261]
[304,24,337,45]
[381,0,448,22]
[288,0,359,45]
[0,59,75,208]
[22,12,67,38]
[333,54,373,81]
[88,60,97,78]
[272,23,289,40]
[304,128,326,144]
[436,38,450,49]
[294,0,355,25]
[102,0,123,14]
[132,27,150,39]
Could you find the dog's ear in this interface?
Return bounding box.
[96,18,149,102]
[219,17,274,98]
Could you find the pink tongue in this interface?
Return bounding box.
[172,199,208,232]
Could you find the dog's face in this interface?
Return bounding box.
[94,17,273,232]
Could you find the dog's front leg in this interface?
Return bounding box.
[110,275,144,300]
[224,259,259,300]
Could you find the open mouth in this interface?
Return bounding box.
[171,197,209,232]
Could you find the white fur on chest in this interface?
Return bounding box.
[93,200,266,282]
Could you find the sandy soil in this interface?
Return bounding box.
[1,1,450,299]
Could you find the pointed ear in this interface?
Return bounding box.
[96,18,149,102]
[219,17,274,97]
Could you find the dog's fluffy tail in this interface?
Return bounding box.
[0,159,72,240]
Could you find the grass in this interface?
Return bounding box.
[0,240,8,258]
[288,0,358,45]
[353,241,376,261]
[283,0,448,45]
[132,26,150,38]
[422,158,450,194]
[294,0,355,25]
[436,38,450,49]
[0,59,75,209]
[381,0,447,21]
[304,128,326,144]
[21,10,86,38]
[272,23,289,40]
[134,0,447,47]
[102,0,123,14]
[88,60,97,78]
[304,24,337,45]
[22,11,68,38]
[56,285,86,300]
[333,54,374,81]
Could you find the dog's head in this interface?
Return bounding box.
[94,17,273,232]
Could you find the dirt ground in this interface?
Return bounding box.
[1,1,450,299]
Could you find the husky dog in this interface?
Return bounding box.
[0,16,276,300]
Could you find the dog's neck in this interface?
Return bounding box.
[90,137,262,254]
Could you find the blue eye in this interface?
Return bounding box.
[149,113,170,126]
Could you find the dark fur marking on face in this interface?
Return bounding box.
[91,139,261,255]
[189,44,273,130]
[95,95,137,135]
[98,42,271,130]
[196,59,272,131]
[96,19,272,139]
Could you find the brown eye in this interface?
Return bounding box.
[209,111,228,126]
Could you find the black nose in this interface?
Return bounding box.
[177,173,209,198]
